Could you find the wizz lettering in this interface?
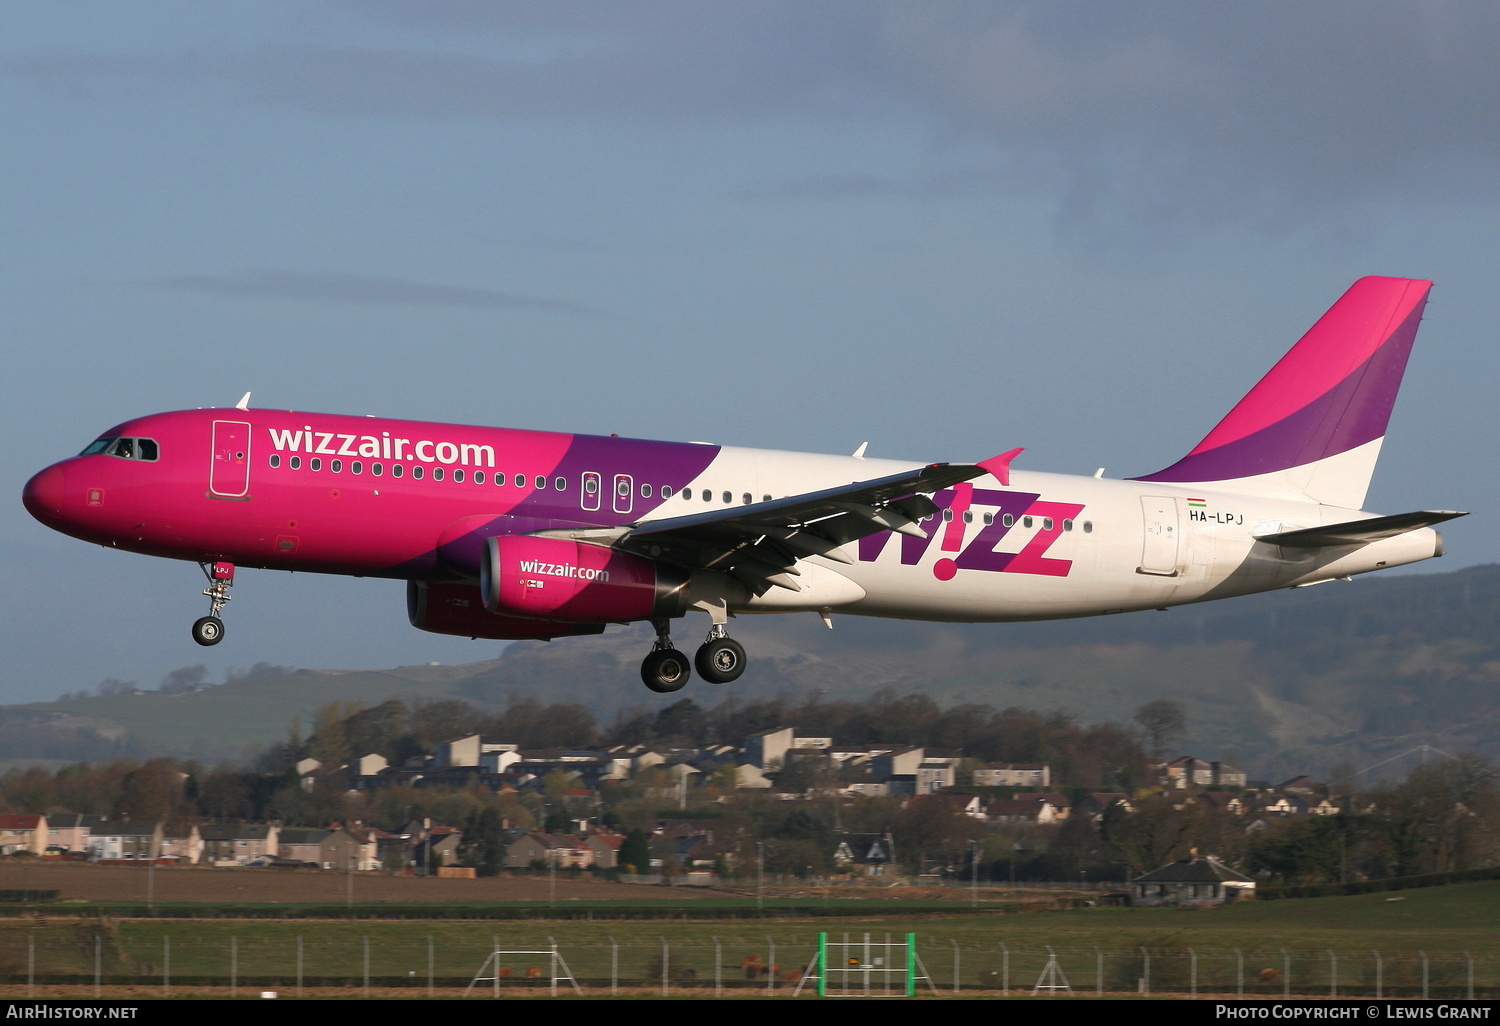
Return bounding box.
[857,488,1085,578]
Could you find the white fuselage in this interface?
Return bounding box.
[661,446,1441,622]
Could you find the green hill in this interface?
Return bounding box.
[4,564,1497,776]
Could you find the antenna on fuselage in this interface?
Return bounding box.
[235,392,251,410]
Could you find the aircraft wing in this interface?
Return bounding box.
[535,462,990,595]
[1257,510,1467,548]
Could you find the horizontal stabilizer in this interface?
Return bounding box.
[1257,510,1466,548]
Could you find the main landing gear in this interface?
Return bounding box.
[695,624,746,685]
[639,618,748,693]
[192,561,234,647]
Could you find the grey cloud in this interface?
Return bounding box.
[14,2,1500,243]
[141,269,603,316]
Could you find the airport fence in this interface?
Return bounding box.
[0,926,1494,998]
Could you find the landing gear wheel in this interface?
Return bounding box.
[641,648,691,693]
[191,616,225,647]
[695,637,746,684]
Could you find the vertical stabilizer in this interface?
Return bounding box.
[1133,277,1431,509]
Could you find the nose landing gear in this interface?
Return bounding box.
[192,561,234,647]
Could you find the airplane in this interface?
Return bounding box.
[23,276,1465,694]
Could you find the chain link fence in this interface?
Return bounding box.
[0,923,1491,998]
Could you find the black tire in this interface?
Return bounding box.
[191,616,225,647]
[641,648,691,693]
[695,637,746,684]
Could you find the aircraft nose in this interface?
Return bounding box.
[22,465,67,522]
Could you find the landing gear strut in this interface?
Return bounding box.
[695,624,746,684]
[640,619,690,693]
[192,561,234,647]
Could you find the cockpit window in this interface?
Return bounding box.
[86,436,160,461]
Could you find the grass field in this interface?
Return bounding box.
[0,881,1493,998]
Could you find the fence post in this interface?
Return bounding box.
[1236,948,1243,999]
[1421,951,1429,1001]
[1140,946,1149,997]
[162,935,169,999]
[767,936,776,996]
[1280,948,1289,1000]
[1189,947,1197,999]
[1000,942,1008,995]
[231,934,237,1000]
[951,938,960,994]
[94,933,101,998]
[1373,950,1382,1000]
[363,935,370,999]
[660,936,669,997]
[609,935,618,996]
[713,936,722,998]
[28,934,34,999]
[428,935,434,999]
[1466,952,1473,1001]
[1328,949,1337,998]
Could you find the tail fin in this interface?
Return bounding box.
[1133,276,1431,509]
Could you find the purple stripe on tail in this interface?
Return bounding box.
[1136,277,1429,485]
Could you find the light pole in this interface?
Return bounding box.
[756,841,765,912]
[970,839,979,908]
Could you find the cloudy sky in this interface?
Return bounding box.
[3,2,1497,704]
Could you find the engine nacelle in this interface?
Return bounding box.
[479,535,688,623]
[407,581,606,640]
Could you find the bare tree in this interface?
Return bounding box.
[1134,699,1188,760]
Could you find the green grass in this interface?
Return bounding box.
[0,883,1493,997]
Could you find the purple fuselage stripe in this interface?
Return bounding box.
[386,434,720,579]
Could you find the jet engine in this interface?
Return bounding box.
[479,535,688,623]
[407,581,606,640]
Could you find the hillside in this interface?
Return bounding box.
[4,564,1497,777]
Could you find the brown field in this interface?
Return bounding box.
[0,861,723,905]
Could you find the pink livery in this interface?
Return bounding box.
[23,278,1465,694]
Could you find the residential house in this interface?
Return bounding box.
[0,815,46,855]
[43,814,89,855]
[200,823,279,865]
[744,727,796,770]
[505,832,593,869]
[973,763,1052,789]
[1133,854,1256,906]
[278,828,334,865]
[85,818,162,861]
